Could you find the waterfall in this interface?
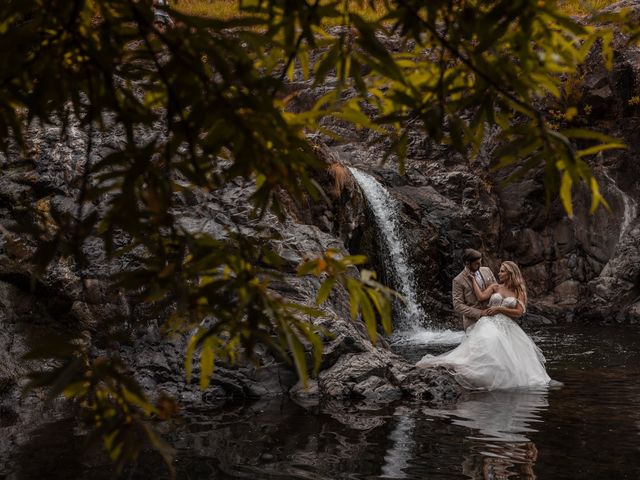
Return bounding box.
[619,186,638,240]
[604,172,638,241]
[349,167,465,346]
[348,167,426,330]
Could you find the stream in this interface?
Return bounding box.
[6,325,640,479]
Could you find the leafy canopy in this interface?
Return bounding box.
[0,0,636,473]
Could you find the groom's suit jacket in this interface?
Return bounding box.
[452,266,497,329]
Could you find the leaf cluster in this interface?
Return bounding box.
[1,0,638,475]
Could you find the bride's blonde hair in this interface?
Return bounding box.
[501,261,528,306]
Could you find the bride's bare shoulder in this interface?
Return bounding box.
[495,285,512,296]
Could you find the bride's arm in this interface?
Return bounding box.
[488,299,525,318]
[471,276,497,301]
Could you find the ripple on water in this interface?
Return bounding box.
[6,326,640,480]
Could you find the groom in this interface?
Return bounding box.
[452,248,497,331]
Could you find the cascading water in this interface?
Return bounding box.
[348,167,463,346]
[604,172,638,241]
[348,167,425,330]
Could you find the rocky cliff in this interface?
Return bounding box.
[301,9,640,327]
[2,2,640,472]
[0,118,460,474]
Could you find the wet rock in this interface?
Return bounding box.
[521,311,555,326]
[318,352,388,398]
[319,333,365,370]
[400,366,462,403]
[248,363,299,397]
[352,375,402,402]
[625,302,640,324]
[554,280,580,306]
[289,379,320,406]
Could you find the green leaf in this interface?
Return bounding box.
[577,143,627,158]
[314,42,340,85]
[199,341,215,390]
[294,321,324,375]
[560,170,574,218]
[492,137,542,171]
[530,73,561,98]
[316,277,336,305]
[589,176,610,214]
[287,58,296,81]
[286,330,309,385]
[600,30,614,70]
[286,302,324,318]
[342,254,367,265]
[366,288,392,335]
[359,291,377,344]
[63,381,89,399]
[297,259,319,276]
[299,48,310,80]
[346,279,361,320]
[44,358,84,403]
[121,387,154,416]
[561,129,622,144]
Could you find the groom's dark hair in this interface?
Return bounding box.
[463,248,482,264]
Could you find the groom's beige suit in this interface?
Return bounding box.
[452,266,497,330]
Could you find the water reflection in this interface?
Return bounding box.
[380,408,416,478]
[8,326,640,479]
[424,389,548,480]
[462,442,538,480]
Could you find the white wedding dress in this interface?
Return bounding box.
[417,293,551,390]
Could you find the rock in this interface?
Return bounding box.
[400,366,462,403]
[625,302,640,324]
[289,379,321,406]
[317,352,387,398]
[584,84,614,118]
[249,363,299,396]
[319,333,365,370]
[554,280,580,306]
[352,375,402,402]
[521,310,555,326]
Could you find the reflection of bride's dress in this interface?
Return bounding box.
[450,390,549,442]
[417,293,551,390]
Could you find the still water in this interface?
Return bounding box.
[8,325,640,479]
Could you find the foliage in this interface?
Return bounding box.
[0,0,638,474]
[176,0,622,21]
[24,335,177,475]
[175,0,389,21]
[557,0,620,17]
[298,248,397,344]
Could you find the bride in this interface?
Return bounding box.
[417,261,552,390]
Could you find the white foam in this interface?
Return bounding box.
[391,328,465,347]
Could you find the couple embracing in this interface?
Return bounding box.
[417,249,552,390]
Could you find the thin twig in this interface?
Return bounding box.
[395,0,536,116]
